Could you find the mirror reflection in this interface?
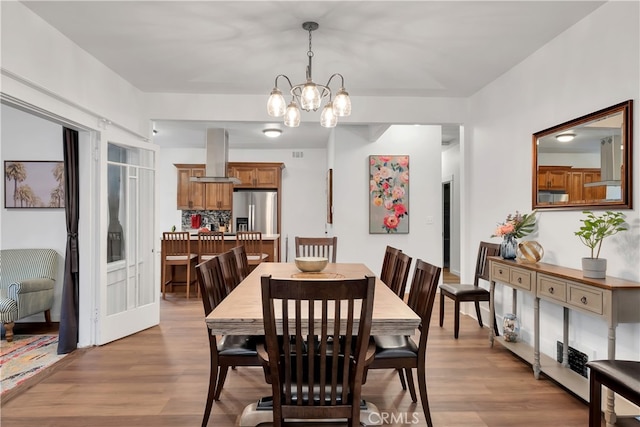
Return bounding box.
[532,100,632,210]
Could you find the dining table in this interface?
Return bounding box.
[205,262,421,426]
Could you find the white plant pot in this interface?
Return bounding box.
[582,257,607,279]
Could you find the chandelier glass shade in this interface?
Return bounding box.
[267,22,351,128]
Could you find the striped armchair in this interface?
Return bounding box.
[0,249,58,342]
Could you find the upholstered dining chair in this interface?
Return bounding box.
[439,241,500,339]
[161,231,198,299]
[195,257,263,427]
[236,231,269,269]
[259,274,376,427]
[231,245,251,282]
[365,259,441,427]
[380,245,402,287]
[294,236,338,262]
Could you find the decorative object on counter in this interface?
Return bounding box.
[575,210,627,279]
[491,210,537,259]
[517,240,544,263]
[266,22,351,128]
[294,256,329,273]
[369,155,409,234]
[503,313,520,342]
[181,210,231,231]
[4,161,65,208]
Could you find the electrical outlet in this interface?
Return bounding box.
[426,215,434,224]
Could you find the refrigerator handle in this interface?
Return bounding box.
[249,204,254,231]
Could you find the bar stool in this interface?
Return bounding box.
[236,231,268,270]
[198,231,225,263]
[161,231,198,299]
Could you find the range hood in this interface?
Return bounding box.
[190,128,241,184]
[584,136,622,188]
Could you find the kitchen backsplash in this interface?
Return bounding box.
[181,210,231,231]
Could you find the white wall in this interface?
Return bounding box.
[0,104,67,321]
[332,125,443,283]
[465,1,639,361]
[442,141,461,275]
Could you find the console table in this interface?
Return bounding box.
[488,257,640,427]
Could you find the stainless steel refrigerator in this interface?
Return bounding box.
[232,190,278,234]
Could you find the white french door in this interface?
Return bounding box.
[98,142,158,345]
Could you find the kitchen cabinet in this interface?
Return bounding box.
[176,165,205,209]
[204,183,233,210]
[175,164,234,211]
[538,166,568,190]
[227,162,283,189]
[568,168,606,203]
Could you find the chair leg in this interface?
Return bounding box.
[44,309,52,325]
[405,367,417,403]
[417,359,433,427]
[3,321,15,342]
[439,293,445,327]
[474,300,483,327]
[186,261,191,299]
[214,365,230,400]
[396,368,407,390]
[454,299,460,339]
[203,361,218,427]
[161,261,166,300]
[589,373,602,427]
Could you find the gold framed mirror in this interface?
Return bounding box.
[532,100,633,210]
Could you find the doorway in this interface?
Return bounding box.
[442,181,451,269]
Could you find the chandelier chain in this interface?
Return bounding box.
[308,28,314,58]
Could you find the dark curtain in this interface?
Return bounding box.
[57,127,80,354]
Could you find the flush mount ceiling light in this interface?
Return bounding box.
[267,21,351,129]
[262,128,282,138]
[556,133,576,142]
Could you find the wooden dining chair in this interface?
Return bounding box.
[259,274,376,427]
[231,245,251,281]
[439,241,501,339]
[216,249,242,296]
[294,236,338,262]
[380,245,402,287]
[161,231,198,299]
[236,231,269,268]
[365,259,441,427]
[195,257,263,427]
[388,252,412,300]
[198,231,224,263]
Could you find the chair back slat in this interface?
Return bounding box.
[198,231,224,259]
[261,275,375,421]
[295,237,338,263]
[237,231,263,256]
[406,259,442,349]
[162,232,192,256]
[474,242,501,286]
[389,252,412,299]
[231,245,251,281]
[217,250,242,295]
[195,257,226,317]
[380,245,401,286]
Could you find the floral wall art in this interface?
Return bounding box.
[369,155,409,234]
[4,161,65,208]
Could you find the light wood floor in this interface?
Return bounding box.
[1,290,633,426]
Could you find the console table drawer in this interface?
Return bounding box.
[510,268,533,291]
[538,275,566,302]
[568,283,603,315]
[492,264,510,282]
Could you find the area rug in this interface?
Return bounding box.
[0,335,65,396]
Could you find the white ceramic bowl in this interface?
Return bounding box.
[294,257,329,273]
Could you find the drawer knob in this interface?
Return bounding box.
[499,269,503,274]
[517,277,522,284]
[581,296,587,304]
[549,287,554,294]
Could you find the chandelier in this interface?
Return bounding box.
[266,22,351,128]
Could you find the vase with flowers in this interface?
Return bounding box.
[492,210,537,259]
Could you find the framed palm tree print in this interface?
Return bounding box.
[4,161,65,208]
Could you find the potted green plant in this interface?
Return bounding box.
[574,210,627,278]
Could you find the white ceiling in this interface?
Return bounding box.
[22,1,605,149]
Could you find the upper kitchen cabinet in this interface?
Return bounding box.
[204,183,233,210]
[176,164,205,209]
[538,166,568,190]
[228,162,284,189]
